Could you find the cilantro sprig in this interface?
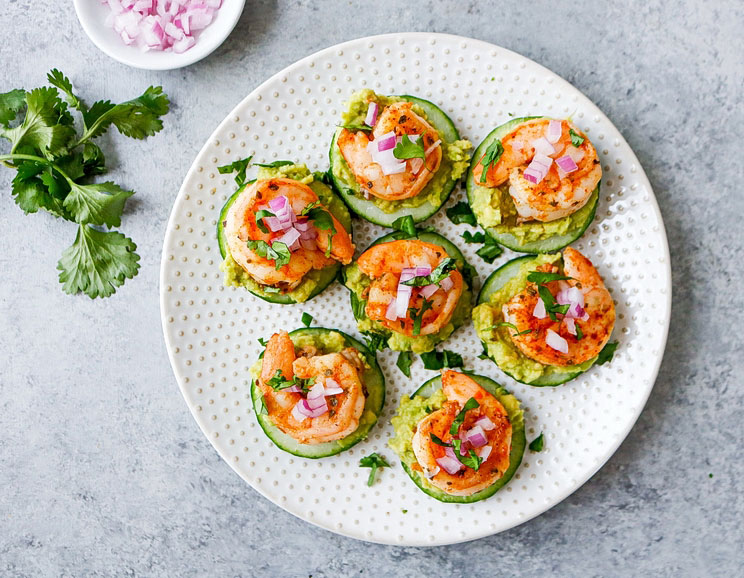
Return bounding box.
[247,240,291,270]
[393,134,425,160]
[0,69,169,298]
[401,258,457,287]
[266,369,314,393]
[569,129,585,148]
[478,139,504,183]
[359,453,390,486]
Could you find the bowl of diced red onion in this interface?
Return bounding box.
[73,0,245,70]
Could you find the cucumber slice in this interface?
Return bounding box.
[477,256,588,386]
[328,96,461,227]
[466,116,598,253]
[250,328,385,458]
[344,230,476,351]
[397,373,525,503]
[216,178,350,305]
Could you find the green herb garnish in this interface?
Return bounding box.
[338,123,373,132]
[409,297,434,336]
[475,235,503,263]
[596,341,618,365]
[301,202,336,257]
[453,439,483,471]
[449,397,479,436]
[537,284,570,321]
[359,453,390,486]
[257,337,268,347]
[396,351,413,378]
[391,215,417,239]
[489,321,532,337]
[0,70,169,298]
[529,433,544,452]
[401,258,457,287]
[569,128,585,147]
[301,312,313,327]
[575,324,584,341]
[218,156,253,187]
[266,369,314,393]
[477,344,490,360]
[445,201,477,226]
[393,133,426,160]
[420,350,464,370]
[461,231,485,244]
[362,331,388,352]
[429,433,451,447]
[247,240,291,270]
[253,160,294,168]
[527,271,573,284]
[479,139,504,183]
[350,292,366,320]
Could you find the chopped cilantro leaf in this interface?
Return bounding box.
[445,201,476,226]
[479,139,504,183]
[401,258,457,287]
[475,235,503,263]
[429,433,451,447]
[338,123,373,132]
[393,133,426,160]
[362,331,388,352]
[301,312,313,327]
[461,231,486,244]
[449,397,479,436]
[489,321,532,337]
[453,439,483,471]
[266,369,314,393]
[218,156,253,187]
[257,337,268,347]
[246,240,291,270]
[409,297,434,336]
[391,215,417,239]
[350,292,366,320]
[527,271,573,284]
[252,160,294,168]
[596,341,618,365]
[359,453,390,486]
[575,324,584,341]
[529,433,544,452]
[254,208,275,234]
[301,203,336,257]
[569,128,585,147]
[420,349,464,370]
[396,351,413,378]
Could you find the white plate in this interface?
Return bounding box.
[160,33,671,546]
[73,0,245,71]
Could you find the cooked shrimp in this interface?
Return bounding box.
[472,118,601,223]
[411,370,512,497]
[356,240,463,337]
[224,178,354,290]
[501,247,615,366]
[337,101,443,201]
[258,331,366,445]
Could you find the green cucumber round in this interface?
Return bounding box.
[466,116,598,253]
[250,328,385,458]
[329,95,461,227]
[217,178,350,305]
[477,255,586,386]
[344,230,476,349]
[398,373,525,504]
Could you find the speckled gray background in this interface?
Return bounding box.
[1,1,741,576]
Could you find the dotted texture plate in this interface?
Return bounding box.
[160,33,671,546]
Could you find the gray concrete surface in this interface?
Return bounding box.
[1,0,742,576]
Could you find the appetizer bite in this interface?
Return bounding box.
[250,328,385,458]
[343,232,474,354]
[467,117,601,253]
[473,247,616,386]
[218,163,353,303]
[389,370,525,503]
[329,89,472,227]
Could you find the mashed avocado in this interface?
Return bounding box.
[221,163,350,302]
[344,261,473,354]
[333,89,472,213]
[472,253,596,383]
[389,389,447,467]
[470,175,598,245]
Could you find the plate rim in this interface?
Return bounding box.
[159,31,672,546]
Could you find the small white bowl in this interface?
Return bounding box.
[73,0,245,71]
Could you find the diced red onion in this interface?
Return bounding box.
[435,455,463,476]
[566,146,585,163]
[532,137,555,157]
[555,155,579,174]
[419,284,439,299]
[564,317,577,335]
[546,329,569,353]
[291,402,307,422]
[440,276,454,292]
[464,425,488,448]
[307,382,325,400]
[474,415,496,431]
[385,298,398,321]
[276,228,301,251]
[364,102,379,127]
[523,168,541,184]
[323,378,344,396]
[394,284,412,319]
[297,398,328,418]
[377,132,397,152]
[103,0,221,53]
[533,298,547,319]
[283,385,303,394]
[415,266,432,277]
[294,219,312,232]
[546,120,563,143]
[477,445,492,461]
[268,195,289,213]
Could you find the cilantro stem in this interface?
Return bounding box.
[0,153,74,181]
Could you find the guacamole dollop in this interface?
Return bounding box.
[333,89,472,214]
[472,253,596,383]
[343,260,473,354]
[220,163,351,303]
[389,389,447,468]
